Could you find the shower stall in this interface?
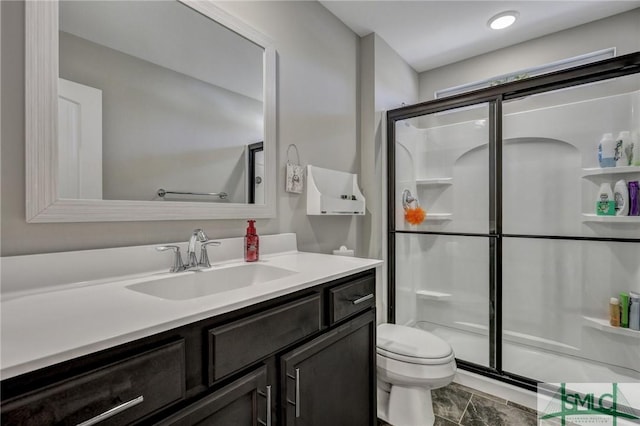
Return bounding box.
[387,52,640,390]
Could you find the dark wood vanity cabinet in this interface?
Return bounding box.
[281,311,375,426]
[1,269,376,426]
[156,366,270,426]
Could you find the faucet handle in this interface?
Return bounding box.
[199,241,222,269]
[187,229,209,267]
[156,245,185,273]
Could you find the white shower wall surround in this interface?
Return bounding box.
[396,90,640,239]
[395,88,640,384]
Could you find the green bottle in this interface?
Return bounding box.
[620,292,630,328]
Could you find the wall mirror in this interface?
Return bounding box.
[26,0,276,222]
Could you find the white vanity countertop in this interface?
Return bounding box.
[1,235,382,380]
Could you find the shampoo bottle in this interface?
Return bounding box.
[620,292,630,328]
[596,183,615,216]
[598,133,616,168]
[629,292,640,331]
[629,181,640,216]
[615,131,632,167]
[609,298,620,327]
[244,220,259,262]
[614,179,629,216]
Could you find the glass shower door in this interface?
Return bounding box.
[392,103,493,368]
[501,73,640,383]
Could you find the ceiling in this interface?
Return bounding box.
[320,1,640,72]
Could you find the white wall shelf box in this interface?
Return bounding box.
[306,165,365,215]
[583,316,640,339]
[416,177,453,186]
[581,166,640,177]
[416,290,452,301]
[581,214,640,223]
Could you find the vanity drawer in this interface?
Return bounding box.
[329,275,375,324]
[208,293,321,384]
[1,340,185,426]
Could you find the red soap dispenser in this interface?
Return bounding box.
[244,220,259,262]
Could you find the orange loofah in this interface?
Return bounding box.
[404,206,426,225]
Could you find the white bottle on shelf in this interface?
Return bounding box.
[598,133,616,168]
[615,131,632,167]
[632,131,640,166]
[614,179,629,216]
[596,183,616,216]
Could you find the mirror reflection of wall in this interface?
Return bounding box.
[58,1,265,204]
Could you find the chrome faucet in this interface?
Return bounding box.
[157,229,221,273]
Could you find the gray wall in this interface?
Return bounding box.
[360,33,419,322]
[419,9,640,102]
[1,1,360,256]
[360,33,419,260]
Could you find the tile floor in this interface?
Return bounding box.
[378,382,538,426]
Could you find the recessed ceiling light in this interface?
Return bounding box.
[488,11,519,30]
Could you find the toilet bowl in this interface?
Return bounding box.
[377,323,456,426]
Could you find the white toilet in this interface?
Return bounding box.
[377,323,457,426]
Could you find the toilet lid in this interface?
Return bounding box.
[377,324,453,360]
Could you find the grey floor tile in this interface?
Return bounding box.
[451,382,508,405]
[432,384,472,423]
[434,415,460,425]
[461,394,537,426]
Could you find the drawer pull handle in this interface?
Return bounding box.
[286,368,301,418]
[351,294,374,305]
[258,385,272,426]
[76,395,144,426]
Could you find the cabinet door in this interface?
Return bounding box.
[157,365,271,426]
[280,310,375,426]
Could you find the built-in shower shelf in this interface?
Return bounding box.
[416,177,453,186]
[425,213,453,221]
[416,290,452,301]
[581,166,640,177]
[583,316,640,339]
[453,322,580,351]
[581,214,640,223]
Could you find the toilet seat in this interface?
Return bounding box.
[377,348,455,365]
[377,323,454,365]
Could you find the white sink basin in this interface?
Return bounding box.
[127,263,297,300]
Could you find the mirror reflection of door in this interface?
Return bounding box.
[58,78,103,199]
[248,142,264,204]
